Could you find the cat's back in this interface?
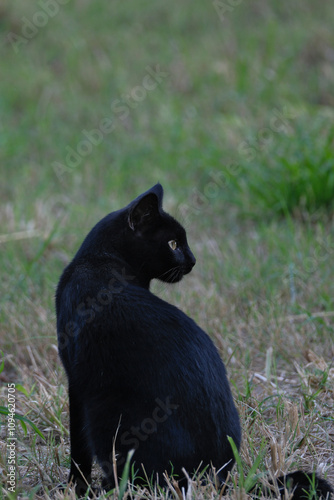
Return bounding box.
[57,253,184,326]
[57,251,241,472]
[56,255,183,342]
[56,254,131,317]
[56,254,224,381]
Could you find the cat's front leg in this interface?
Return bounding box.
[68,385,93,495]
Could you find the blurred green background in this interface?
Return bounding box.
[1,2,334,494]
[1,0,334,220]
[1,0,334,344]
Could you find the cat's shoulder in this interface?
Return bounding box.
[57,255,196,327]
[57,255,126,293]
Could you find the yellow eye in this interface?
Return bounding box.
[168,240,178,250]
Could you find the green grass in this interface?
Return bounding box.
[1,0,334,497]
[228,116,334,217]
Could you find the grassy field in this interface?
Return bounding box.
[1,0,334,498]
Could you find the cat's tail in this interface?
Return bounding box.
[260,470,333,499]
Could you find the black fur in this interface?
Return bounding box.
[275,472,333,499]
[56,184,332,498]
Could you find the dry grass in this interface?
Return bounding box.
[1,202,333,499]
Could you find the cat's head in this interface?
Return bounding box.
[124,184,196,285]
[76,184,196,288]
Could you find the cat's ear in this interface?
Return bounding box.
[128,185,163,231]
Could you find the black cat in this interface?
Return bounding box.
[56,184,332,498]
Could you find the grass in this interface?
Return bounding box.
[228,116,334,217]
[1,0,334,497]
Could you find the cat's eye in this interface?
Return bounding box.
[168,240,178,251]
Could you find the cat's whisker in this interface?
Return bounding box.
[157,266,180,282]
[157,267,177,280]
